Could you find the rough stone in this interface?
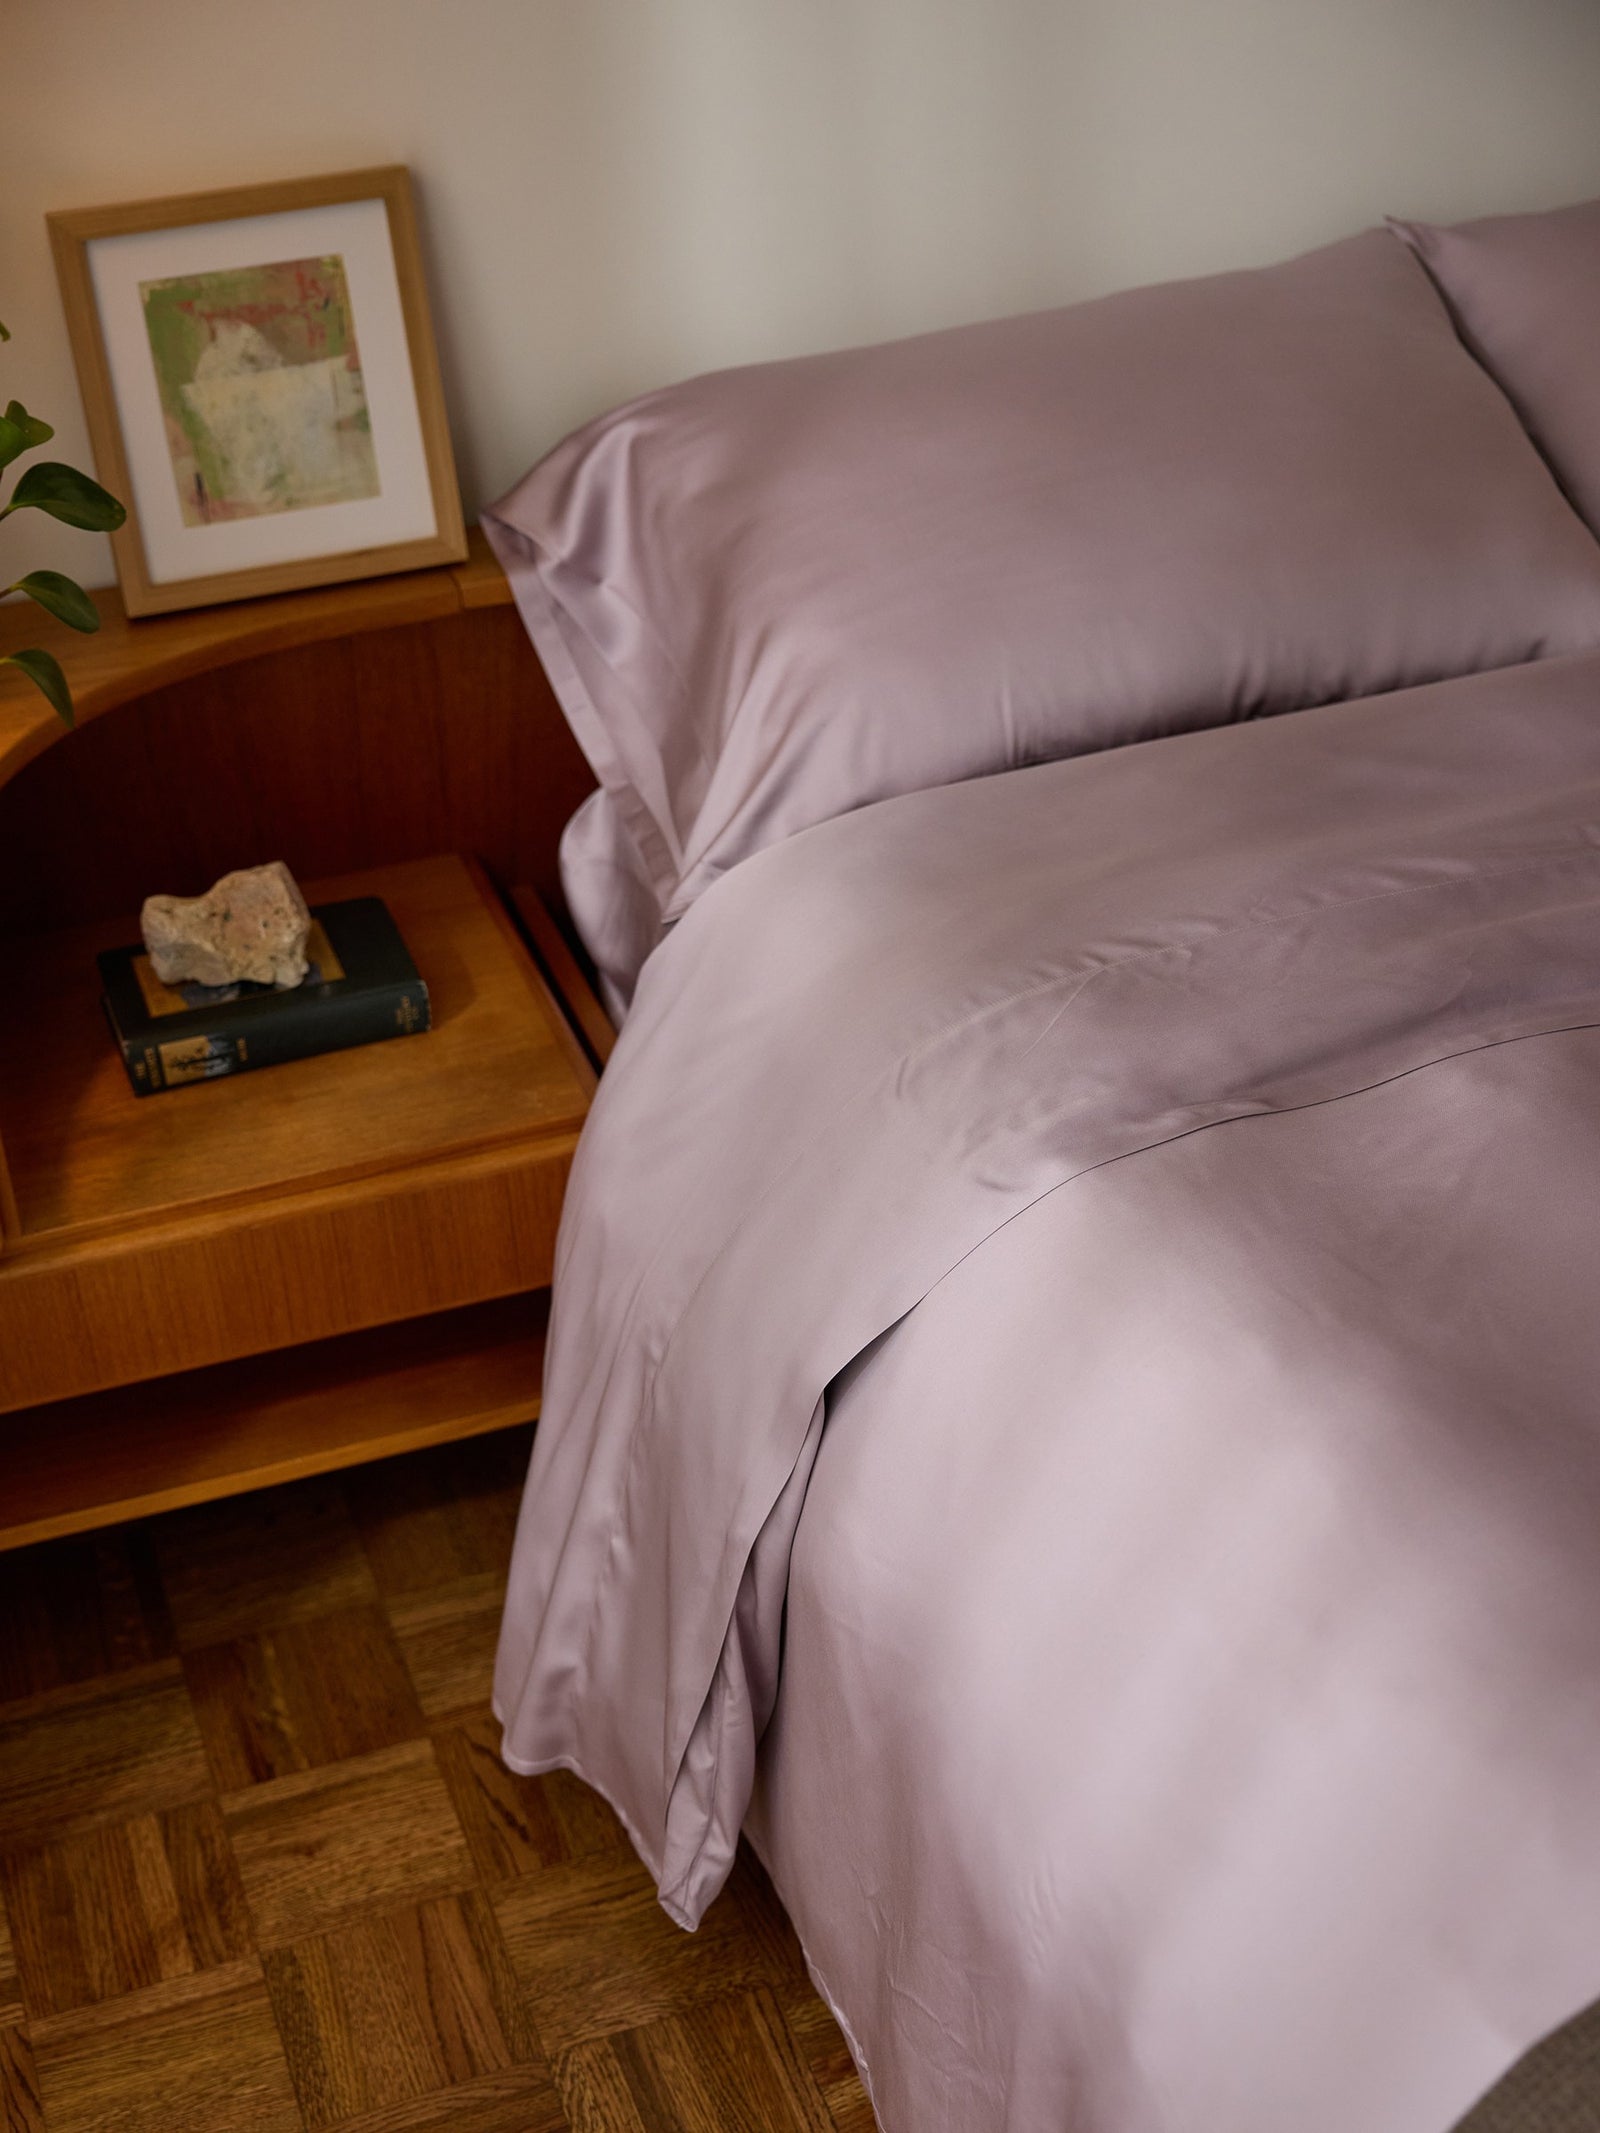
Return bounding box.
[141,860,312,990]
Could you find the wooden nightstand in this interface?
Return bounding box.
[0,535,605,1549]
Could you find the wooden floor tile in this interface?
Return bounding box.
[777,1987,877,2133]
[29,1961,300,2133]
[186,1604,426,1790]
[390,1579,505,1722]
[492,1846,793,2057]
[152,1477,377,1649]
[0,1801,251,2019]
[0,1664,210,1849]
[347,1431,529,1604]
[0,2020,42,2133]
[433,1715,634,1885]
[0,1886,20,2025]
[0,1530,172,1710]
[263,1889,535,2127]
[0,1432,876,2133]
[552,2037,650,2133]
[558,1987,834,2133]
[310,2063,567,2133]
[224,1739,475,1948]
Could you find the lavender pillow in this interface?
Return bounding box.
[1390,197,1600,535]
[485,228,1600,999]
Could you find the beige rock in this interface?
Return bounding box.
[141,861,312,990]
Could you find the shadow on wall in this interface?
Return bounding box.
[6,0,1600,565]
[488,0,1600,426]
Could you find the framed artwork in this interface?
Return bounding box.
[47,167,466,617]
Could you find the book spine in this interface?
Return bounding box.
[114,981,431,1095]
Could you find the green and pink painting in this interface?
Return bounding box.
[139,254,380,524]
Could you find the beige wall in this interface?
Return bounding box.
[7,0,1600,588]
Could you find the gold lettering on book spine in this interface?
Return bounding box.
[159,1034,233,1085]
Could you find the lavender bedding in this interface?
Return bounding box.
[495,648,1600,2130]
[1393,196,1600,537]
[485,225,1600,1011]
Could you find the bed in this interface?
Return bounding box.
[484,196,1600,2131]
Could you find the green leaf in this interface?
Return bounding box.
[5,460,126,531]
[9,570,100,632]
[0,319,10,342]
[0,415,23,471]
[4,647,74,726]
[2,401,54,457]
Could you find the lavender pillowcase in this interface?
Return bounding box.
[1391,198,1600,536]
[484,228,1600,1005]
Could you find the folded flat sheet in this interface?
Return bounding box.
[495,650,1600,2131]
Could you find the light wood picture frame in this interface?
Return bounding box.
[48,167,466,617]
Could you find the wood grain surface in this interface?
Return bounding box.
[0,1146,573,1417]
[0,854,587,1243]
[0,1430,877,2133]
[0,1297,549,1555]
[0,852,588,1413]
[0,538,594,920]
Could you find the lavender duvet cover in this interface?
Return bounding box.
[495,651,1600,2132]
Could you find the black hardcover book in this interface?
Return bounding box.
[99,896,431,1096]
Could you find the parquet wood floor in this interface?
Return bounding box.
[0,1429,875,2133]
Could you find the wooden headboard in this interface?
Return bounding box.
[0,527,597,942]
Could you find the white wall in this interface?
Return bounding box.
[7,0,1600,588]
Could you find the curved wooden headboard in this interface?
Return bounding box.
[0,529,596,941]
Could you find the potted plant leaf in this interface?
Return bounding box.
[1,318,126,727]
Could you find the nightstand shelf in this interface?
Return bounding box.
[0,1291,547,1552]
[0,535,605,1547]
[0,851,592,1413]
